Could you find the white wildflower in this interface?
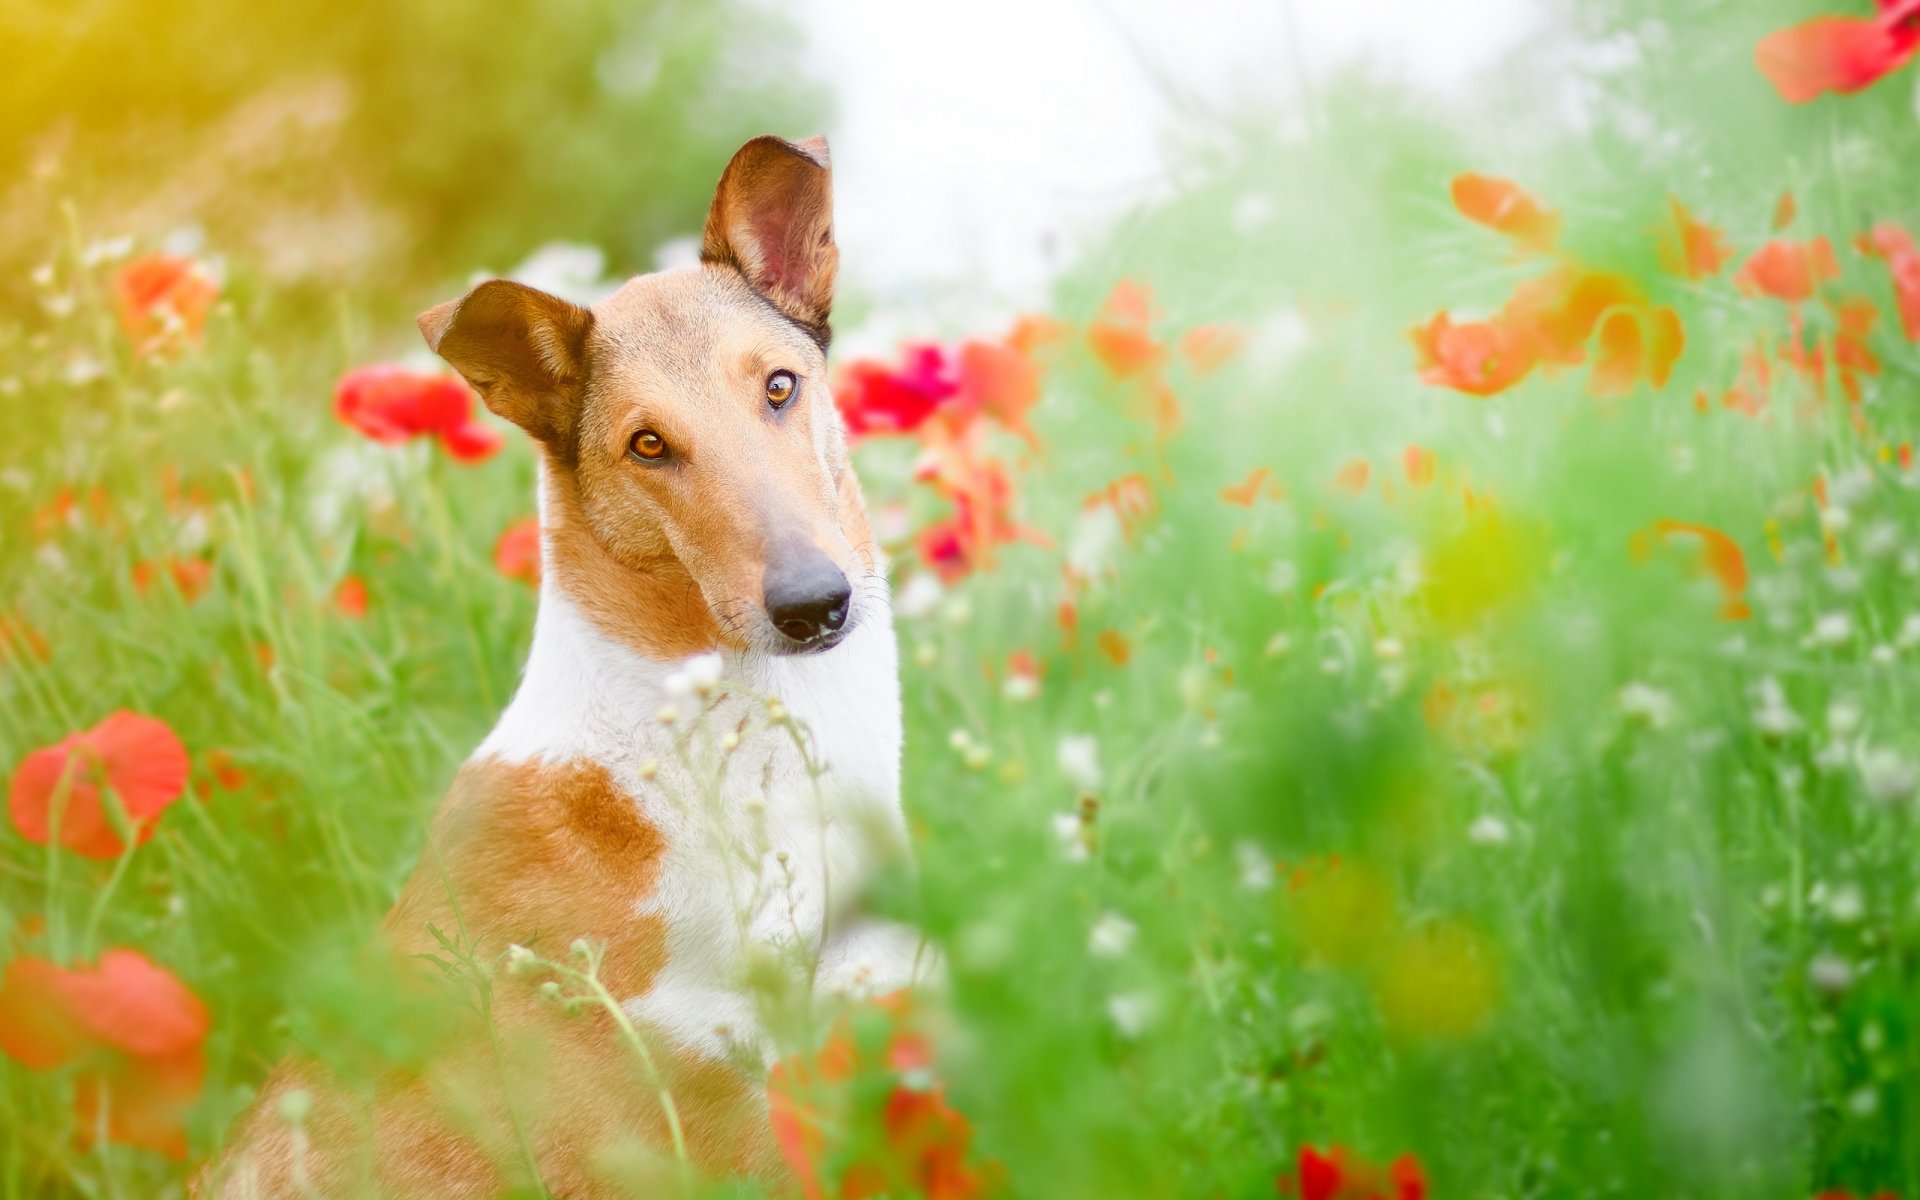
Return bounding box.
[1107,991,1157,1038]
[1807,611,1853,648]
[1051,811,1090,863]
[1617,682,1676,730]
[1057,735,1102,793]
[1809,953,1854,993]
[1467,814,1512,846]
[1751,676,1800,738]
[1860,747,1919,803]
[1235,841,1274,891]
[1825,884,1865,925]
[895,573,943,621]
[1828,697,1864,736]
[1088,912,1137,958]
[1265,560,1300,594]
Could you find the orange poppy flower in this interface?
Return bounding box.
[8,712,190,859]
[1334,459,1372,492]
[115,255,219,356]
[1636,520,1752,620]
[1660,197,1733,280]
[1409,313,1537,397]
[1451,173,1560,253]
[204,749,248,793]
[334,364,503,464]
[1096,629,1132,667]
[1756,5,1920,103]
[1087,280,1167,378]
[1179,324,1246,374]
[132,557,213,603]
[1221,467,1270,507]
[0,949,209,1159]
[494,516,542,586]
[1735,238,1841,302]
[1774,190,1798,230]
[1006,314,1069,358]
[1403,445,1436,489]
[332,574,369,619]
[953,339,1042,447]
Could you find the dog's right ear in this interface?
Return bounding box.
[418,279,593,449]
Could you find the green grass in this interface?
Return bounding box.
[6,4,1920,1197]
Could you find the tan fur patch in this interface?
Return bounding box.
[197,758,777,1198]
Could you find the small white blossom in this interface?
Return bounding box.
[1809,953,1854,993]
[1265,560,1300,594]
[1751,676,1801,738]
[1860,747,1918,803]
[1617,682,1676,730]
[1825,884,1865,924]
[1468,814,1512,846]
[1807,611,1854,648]
[1088,912,1137,958]
[1263,632,1293,659]
[1107,991,1157,1038]
[1056,734,1103,793]
[1828,697,1864,736]
[1051,812,1090,863]
[895,572,943,620]
[1235,841,1274,890]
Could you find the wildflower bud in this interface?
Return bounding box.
[720,731,741,752]
[765,699,789,726]
[963,745,991,772]
[505,944,537,976]
[775,850,790,867]
[569,937,592,961]
[539,980,562,1002]
[656,703,679,726]
[639,759,659,781]
[913,641,939,668]
[278,1088,313,1125]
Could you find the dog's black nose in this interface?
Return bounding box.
[764,552,851,645]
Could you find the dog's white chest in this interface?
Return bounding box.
[476,587,921,1059]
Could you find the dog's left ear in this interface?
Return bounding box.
[702,134,837,339]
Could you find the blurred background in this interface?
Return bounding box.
[5,0,1920,1197]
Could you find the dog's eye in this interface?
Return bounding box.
[628,429,668,461]
[766,370,797,408]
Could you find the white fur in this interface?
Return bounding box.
[474,504,928,1064]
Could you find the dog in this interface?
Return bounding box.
[199,134,929,1197]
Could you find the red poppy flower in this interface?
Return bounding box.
[1451,174,1560,254]
[204,749,248,793]
[1334,459,1372,493]
[8,712,190,859]
[1087,280,1168,378]
[769,992,994,1200]
[115,255,218,356]
[334,364,503,463]
[1660,197,1733,280]
[1859,221,1920,340]
[1737,238,1841,302]
[332,574,369,619]
[0,949,209,1159]
[495,516,542,586]
[913,430,1049,581]
[1222,467,1271,507]
[1756,1,1920,103]
[1283,1145,1427,1200]
[836,345,960,440]
[1775,191,1799,230]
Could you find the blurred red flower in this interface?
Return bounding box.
[1180,323,1246,374]
[952,339,1041,447]
[1756,1,1920,102]
[1281,1145,1427,1200]
[334,364,503,463]
[0,949,209,1159]
[115,255,218,356]
[495,516,542,586]
[769,992,994,1200]
[132,557,214,604]
[1451,173,1560,253]
[914,430,1049,581]
[1403,446,1436,489]
[1736,238,1841,302]
[1859,221,1920,340]
[836,345,960,440]
[8,711,190,859]
[333,574,369,619]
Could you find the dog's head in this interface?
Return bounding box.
[419,135,875,658]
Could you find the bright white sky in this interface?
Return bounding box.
[790,0,1539,321]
